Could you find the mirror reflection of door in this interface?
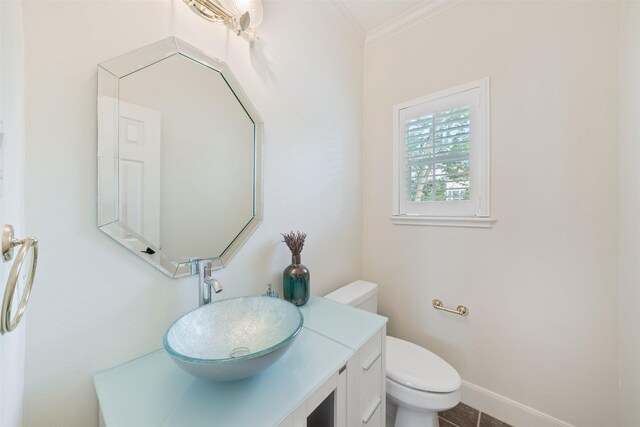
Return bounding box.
[118,102,161,248]
[118,54,255,261]
[97,38,264,277]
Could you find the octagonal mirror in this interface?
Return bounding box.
[97,37,263,278]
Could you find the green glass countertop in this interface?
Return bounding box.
[299,296,388,350]
[94,296,387,427]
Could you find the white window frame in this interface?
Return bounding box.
[391,78,495,228]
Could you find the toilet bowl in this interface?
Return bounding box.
[385,336,461,427]
[324,281,462,427]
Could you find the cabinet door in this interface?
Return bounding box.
[346,327,386,427]
[279,369,344,427]
[360,376,382,426]
[335,365,347,427]
[359,331,383,394]
[278,404,307,427]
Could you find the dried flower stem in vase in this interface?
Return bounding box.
[282,231,306,258]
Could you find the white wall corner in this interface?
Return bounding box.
[318,0,366,48]
[365,0,460,49]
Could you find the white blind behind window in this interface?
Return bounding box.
[405,105,470,202]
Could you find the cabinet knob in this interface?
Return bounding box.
[362,397,381,424]
[362,352,381,371]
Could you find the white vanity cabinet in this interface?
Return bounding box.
[94,297,387,427]
[276,326,386,427]
[349,328,385,427]
[298,297,387,427]
[277,365,346,427]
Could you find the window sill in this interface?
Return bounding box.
[390,215,496,228]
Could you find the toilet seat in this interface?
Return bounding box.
[387,377,462,413]
[386,336,461,393]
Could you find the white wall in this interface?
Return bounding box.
[0,2,27,426]
[362,2,620,426]
[21,1,363,425]
[619,2,640,425]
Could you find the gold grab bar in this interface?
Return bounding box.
[432,299,469,316]
[1,224,39,334]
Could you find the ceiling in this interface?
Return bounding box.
[338,0,426,33]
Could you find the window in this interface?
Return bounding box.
[392,78,494,227]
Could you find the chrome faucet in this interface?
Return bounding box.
[198,260,222,306]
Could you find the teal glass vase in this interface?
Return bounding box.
[283,255,310,307]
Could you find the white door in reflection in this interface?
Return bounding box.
[118,102,161,248]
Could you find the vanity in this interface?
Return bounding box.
[94,296,387,427]
[93,37,386,426]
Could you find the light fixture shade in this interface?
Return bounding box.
[219,0,263,30]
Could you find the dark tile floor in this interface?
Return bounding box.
[438,402,514,427]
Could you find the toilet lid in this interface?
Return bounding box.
[386,336,461,393]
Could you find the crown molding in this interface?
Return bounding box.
[319,0,366,48]
[365,0,460,49]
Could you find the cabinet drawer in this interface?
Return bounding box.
[361,401,381,427]
[359,331,382,393]
[359,374,382,427]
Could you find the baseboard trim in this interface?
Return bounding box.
[461,381,574,427]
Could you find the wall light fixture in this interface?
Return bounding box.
[184,0,263,36]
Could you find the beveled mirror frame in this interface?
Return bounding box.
[97,37,263,278]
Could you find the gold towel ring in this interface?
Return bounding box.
[1,224,38,334]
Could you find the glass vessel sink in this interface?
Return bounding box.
[163,296,304,381]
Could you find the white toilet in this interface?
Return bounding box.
[324,280,461,427]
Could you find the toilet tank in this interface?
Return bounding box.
[324,280,378,313]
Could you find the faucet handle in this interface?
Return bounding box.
[203,261,213,278]
[198,260,221,306]
[202,262,222,292]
